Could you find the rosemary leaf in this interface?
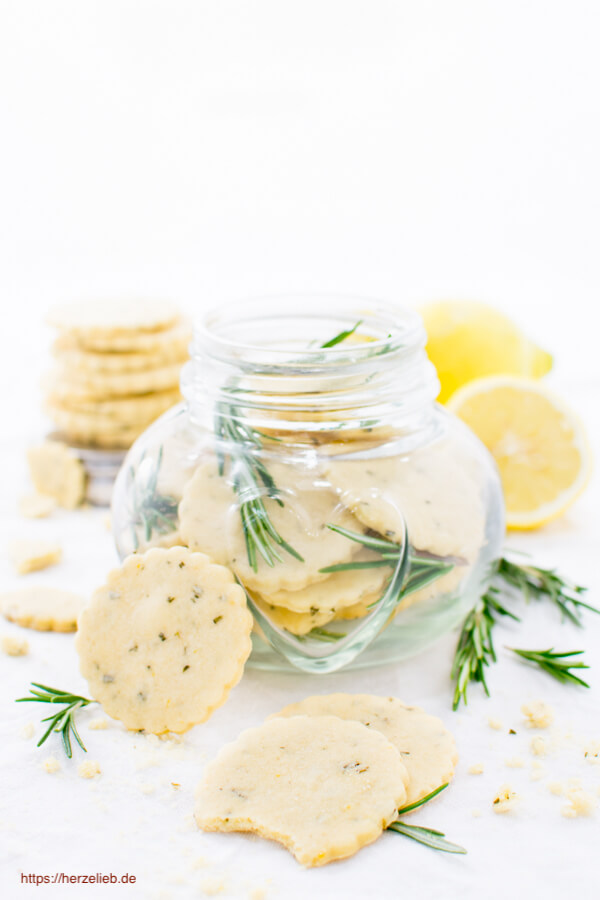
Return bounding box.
[497,557,597,625]
[397,783,449,815]
[387,822,467,855]
[509,647,591,688]
[319,319,363,349]
[16,684,96,759]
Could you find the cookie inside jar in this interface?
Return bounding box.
[112,298,505,671]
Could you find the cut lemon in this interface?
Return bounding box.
[447,376,592,529]
[419,300,553,404]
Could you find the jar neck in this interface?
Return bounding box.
[181,297,440,442]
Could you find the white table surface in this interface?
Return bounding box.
[0,376,598,900]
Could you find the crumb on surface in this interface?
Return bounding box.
[488,717,503,730]
[88,717,109,730]
[200,877,225,896]
[43,757,61,774]
[9,539,62,575]
[504,757,525,768]
[583,740,600,763]
[1,634,29,656]
[548,782,564,796]
[139,783,155,795]
[492,784,519,813]
[521,700,554,729]
[78,760,101,779]
[19,493,56,519]
[530,761,545,781]
[530,736,548,757]
[471,808,482,818]
[249,888,267,900]
[468,763,484,775]
[20,722,35,740]
[561,788,596,818]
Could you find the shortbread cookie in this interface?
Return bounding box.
[76,547,253,733]
[47,299,180,336]
[45,398,178,438]
[272,694,458,807]
[69,322,192,353]
[54,424,145,450]
[179,460,361,594]
[49,362,183,400]
[18,493,56,519]
[9,539,62,574]
[1,587,84,631]
[249,594,337,636]
[47,388,182,423]
[52,344,189,375]
[265,550,391,613]
[195,715,409,866]
[27,441,86,509]
[324,436,485,560]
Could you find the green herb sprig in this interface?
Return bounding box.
[16,684,96,758]
[497,557,596,625]
[509,647,591,687]
[387,783,467,854]
[127,447,179,551]
[319,319,363,348]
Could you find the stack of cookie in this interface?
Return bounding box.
[44,300,191,450]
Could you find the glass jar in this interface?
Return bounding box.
[111,298,505,673]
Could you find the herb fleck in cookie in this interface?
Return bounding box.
[272,694,458,807]
[195,715,409,866]
[76,547,252,733]
[1,587,85,632]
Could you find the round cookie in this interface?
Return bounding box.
[324,436,486,561]
[249,593,337,636]
[272,693,458,807]
[179,459,362,594]
[195,715,409,867]
[52,344,189,375]
[47,299,180,336]
[48,362,183,400]
[70,321,192,353]
[1,587,85,632]
[47,388,182,422]
[76,546,252,733]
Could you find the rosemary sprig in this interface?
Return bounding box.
[509,647,591,687]
[497,557,597,625]
[388,783,467,854]
[127,447,179,551]
[451,588,520,711]
[319,319,363,348]
[16,684,96,758]
[214,396,303,572]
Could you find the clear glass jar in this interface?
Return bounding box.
[112,298,505,673]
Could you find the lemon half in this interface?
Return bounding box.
[447,375,592,529]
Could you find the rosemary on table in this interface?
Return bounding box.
[387,783,467,855]
[509,647,591,687]
[127,447,179,551]
[451,556,597,710]
[16,683,95,759]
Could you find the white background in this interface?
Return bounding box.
[1,3,599,899]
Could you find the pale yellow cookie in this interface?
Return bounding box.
[27,441,86,509]
[272,694,458,807]
[0,587,84,631]
[179,460,361,594]
[54,424,145,450]
[249,594,337,635]
[52,342,189,374]
[76,546,252,733]
[195,715,409,867]
[9,539,62,574]
[47,388,182,423]
[69,321,192,353]
[47,299,180,336]
[18,493,56,519]
[48,362,183,400]
[45,397,179,440]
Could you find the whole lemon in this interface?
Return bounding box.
[419,300,553,404]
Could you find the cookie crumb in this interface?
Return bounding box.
[488,717,503,730]
[19,493,56,519]
[468,763,484,775]
[200,877,225,895]
[78,760,101,779]
[504,757,525,768]
[492,784,518,813]
[88,717,109,731]
[43,757,61,774]
[1,634,29,656]
[521,700,554,729]
[530,761,545,781]
[583,740,600,763]
[20,722,35,740]
[471,808,482,818]
[530,736,548,757]
[548,781,564,796]
[9,539,62,575]
[139,783,156,795]
[249,889,267,900]
[561,788,596,818]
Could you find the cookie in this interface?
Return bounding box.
[272,694,458,807]
[46,299,180,336]
[18,493,56,519]
[195,715,409,866]
[76,546,253,733]
[52,344,189,375]
[1,587,85,632]
[48,362,183,400]
[69,321,192,353]
[179,459,361,594]
[27,441,86,509]
[9,539,62,574]
[249,593,337,635]
[324,436,485,560]
[47,388,182,423]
